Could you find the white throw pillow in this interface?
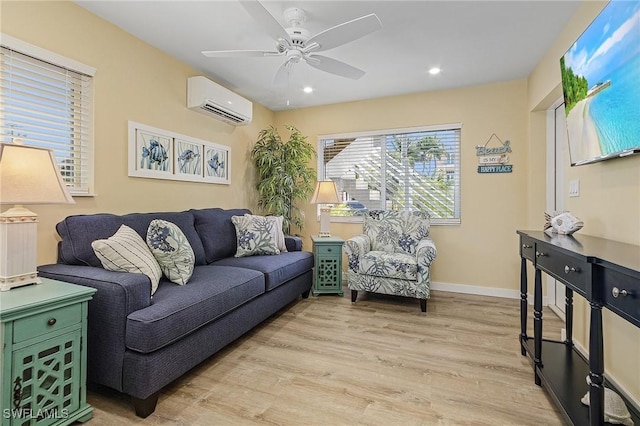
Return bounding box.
[146,219,195,285]
[92,224,162,295]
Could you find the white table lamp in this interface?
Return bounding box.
[0,140,74,291]
[310,181,340,237]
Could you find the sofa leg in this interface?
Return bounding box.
[301,289,311,299]
[351,290,358,303]
[420,299,427,313]
[132,392,160,418]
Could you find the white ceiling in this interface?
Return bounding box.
[76,1,581,111]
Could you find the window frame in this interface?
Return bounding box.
[1,34,96,196]
[317,123,462,225]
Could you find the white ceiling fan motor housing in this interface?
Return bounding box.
[278,8,311,51]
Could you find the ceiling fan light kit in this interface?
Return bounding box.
[202,0,382,87]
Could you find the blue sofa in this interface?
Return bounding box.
[38,208,314,417]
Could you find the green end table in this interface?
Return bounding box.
[311,235,344,296]
[1,278,96,425]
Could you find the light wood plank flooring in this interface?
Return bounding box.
[86,290,564,425]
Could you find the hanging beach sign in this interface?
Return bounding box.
[476,133,513,174]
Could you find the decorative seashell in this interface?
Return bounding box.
[582,376,634,425]
[544,211,584,236]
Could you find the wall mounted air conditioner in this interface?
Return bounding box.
[187,76,252,126]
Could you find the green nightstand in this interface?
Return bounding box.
[311,235,344,296]
[1,278,96,426]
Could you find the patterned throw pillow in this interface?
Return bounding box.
[232,214,281,257]
[146,219,195,285]
[243,214,287,253]
[91,224,162,295]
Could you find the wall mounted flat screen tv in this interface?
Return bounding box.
[560,0,640,166]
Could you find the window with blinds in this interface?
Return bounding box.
[318,123,461,224]
[1,37,94,195]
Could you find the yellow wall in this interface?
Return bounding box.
[275,80,529,292]
[1,1,272,265]
[527,0,640,404]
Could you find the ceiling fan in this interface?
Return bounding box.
[202,0,383,88]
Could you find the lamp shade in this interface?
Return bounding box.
[0,142,74,290]
[0,142,74,205]
[310,181,340,205]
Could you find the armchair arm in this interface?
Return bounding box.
[343,234,371,273]
[416,238,437,266]
[416,237,437,288]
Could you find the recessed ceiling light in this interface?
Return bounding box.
[303,86,313,93]
[428,67,441,75]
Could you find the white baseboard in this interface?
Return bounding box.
[572,341,640,413]
[548,303,566,321]
[430,281,554,306]
[431,281,520,299]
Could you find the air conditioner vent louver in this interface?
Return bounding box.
[200,103,244,124]
[187,76,252,126]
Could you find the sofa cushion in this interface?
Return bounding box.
[191,208,251,263]
[92,224,163,294]
[57,211,206,267]
[125,264,264,353]
[231,214,281,257]
[213,251,314,291]
[147,219,195,285]
[359,251,418,281]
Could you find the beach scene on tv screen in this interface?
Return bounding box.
[560,0,640,165]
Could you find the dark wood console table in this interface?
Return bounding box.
[517,230,640,425]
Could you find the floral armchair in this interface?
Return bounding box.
[343,210,437,312]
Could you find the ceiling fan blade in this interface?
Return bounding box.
[240,0,292,44]
[305,13,382,53]
[306,54,365,80]
[202,50,281,58]
[273,60,294,89]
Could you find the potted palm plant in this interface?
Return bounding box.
[251,125,316,234]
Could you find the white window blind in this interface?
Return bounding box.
[318,124,461,224]
[1,37,94,195]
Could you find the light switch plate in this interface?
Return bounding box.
[569,179,580,197]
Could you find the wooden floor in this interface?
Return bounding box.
[86,290,564,425]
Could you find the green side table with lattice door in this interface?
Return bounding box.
[311,235,344,296]
[1,278,96,426]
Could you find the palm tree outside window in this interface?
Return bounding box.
[318,123,461,225]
